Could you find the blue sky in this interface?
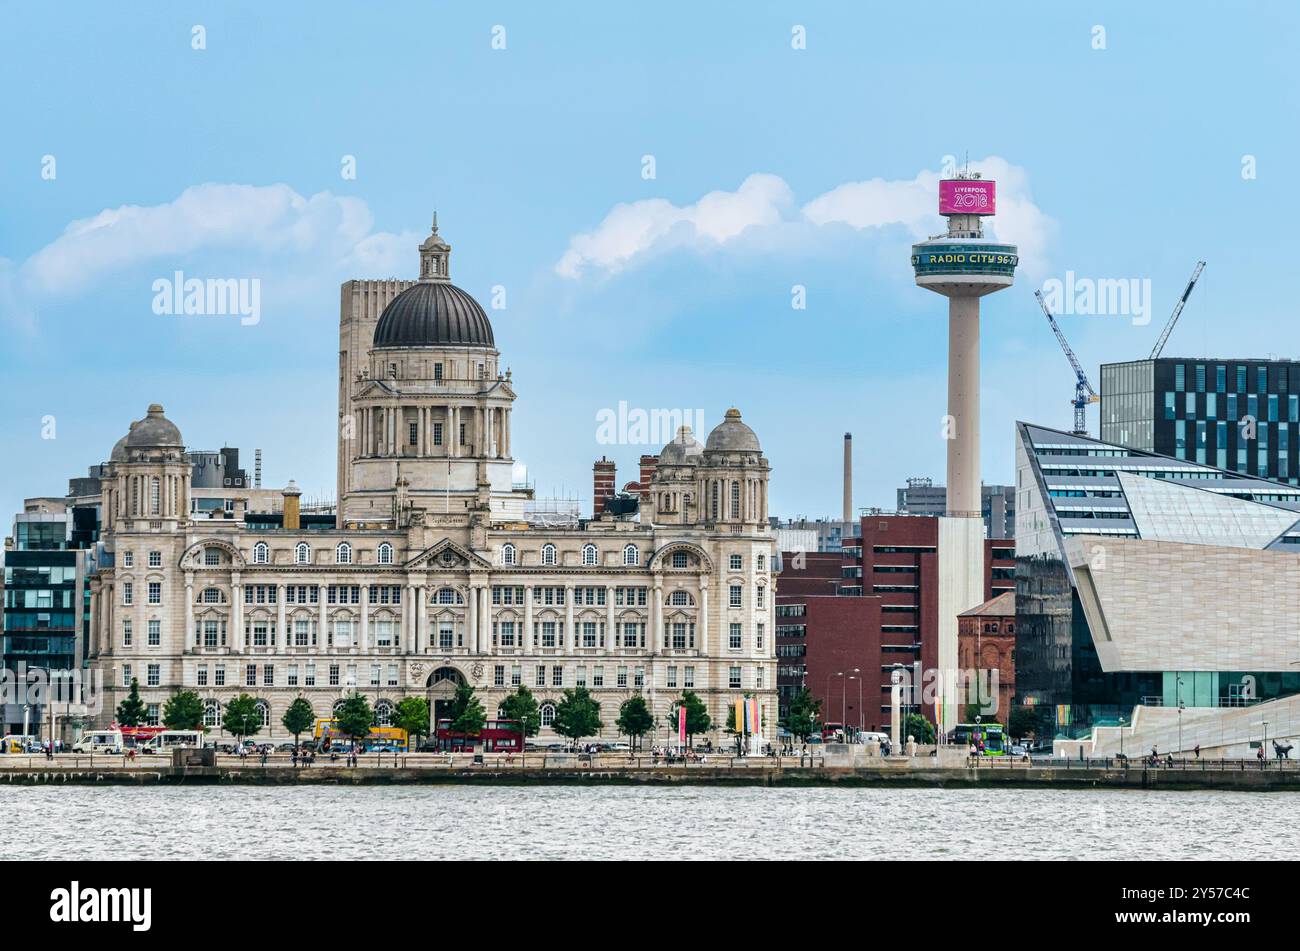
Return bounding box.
[2,1,1298,524]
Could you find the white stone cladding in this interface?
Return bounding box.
[86,223,777,745]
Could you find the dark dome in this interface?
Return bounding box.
[372,282,495,349]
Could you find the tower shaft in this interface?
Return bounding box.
[946,296,981,518]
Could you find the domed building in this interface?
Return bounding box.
[87,217,777,748]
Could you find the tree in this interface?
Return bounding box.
[615,695,654,751]
[903,712,935,745]
[552,687,602,749]
[393,696,431,748]
[115,677,147,727]
[1008,706,1039,744]
[449,682,486,737]
[334,692,373,750]
[281,697,315,748]
[780,687,821,742]
[162,689,204,731]
[222,694,262,742]
[665,690,712,746]
[498,685,540,739]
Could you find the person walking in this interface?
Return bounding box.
[1194,743,1201,760]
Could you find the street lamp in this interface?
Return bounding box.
[1176,676,1185,758]
[851,668,861,740]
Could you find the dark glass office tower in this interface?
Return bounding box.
[1101,358,1300,482]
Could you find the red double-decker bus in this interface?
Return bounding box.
[434,718,522,752]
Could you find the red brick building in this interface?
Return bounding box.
[957,591,1016,724]
[776,514,1014,735]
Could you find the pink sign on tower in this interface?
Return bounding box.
[939,179,996,216]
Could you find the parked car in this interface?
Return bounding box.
[1010,744,1029,758]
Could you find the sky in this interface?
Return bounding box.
[2,1,1299,525]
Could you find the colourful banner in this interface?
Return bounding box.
[677,706,686,746]
[939,178,996,215]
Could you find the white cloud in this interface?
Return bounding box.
[557,157,1054,280]
[3,184,415,324]
[556,173,794,278]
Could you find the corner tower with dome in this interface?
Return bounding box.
[85,216,777,749]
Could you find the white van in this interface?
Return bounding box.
[141,730,203,754]
[72,730,124,754]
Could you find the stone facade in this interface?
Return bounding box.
[86,220,777,745]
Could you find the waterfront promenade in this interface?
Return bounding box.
[3,752,1300,789]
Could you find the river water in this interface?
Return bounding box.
[0,786,1287,860]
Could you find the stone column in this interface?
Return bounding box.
[481,586,492,653]
[185,575,194,651]
[564,585,575,651]
[406,584,418,653]
[416,585,426,652]
[523,585,533,651]
[651,578,663,654]
[231,573,243,653]
[699,581,709,656]
[473,587,483,654]
[605,586,614,654]
[318,587,327,650]
[360,585,369,652]
[276,584,286,653]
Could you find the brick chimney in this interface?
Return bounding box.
[282,480,302,530]
[638,454,659,501]
[593,458,616,517]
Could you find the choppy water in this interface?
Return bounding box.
[0,786,1287,860]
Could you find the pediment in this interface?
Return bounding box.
[404,537,491,570]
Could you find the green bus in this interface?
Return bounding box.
[951,723,1007,755]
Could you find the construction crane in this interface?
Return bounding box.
[1149,260,1207,359]
[1035,289,1099,436]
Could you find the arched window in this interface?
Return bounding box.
[255,699,271,728]
[373,700,393,727]
[252,542,269,565]
[332,698,348,715]
[668,590,694,606]
[335,543,352,565]
[377,543,394,566]
[204,547,223,566]
[540,703,556,728]
[436,587,463,605]
[501,543,517,566]
[623,544,639,566]
[582,544,598,566]
[203,700,221,728]
[294,543,310,565]
[541,544,557,566]
[200,587,224,604]
[671,551,688,569]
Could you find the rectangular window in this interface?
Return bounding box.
[388,664,398,687]
[246,664,257,687]
[288,665,299,686]
[494,665,505,687]
[552,665,563,687]
[148,551,161,568]
[511,665,521,687]
[409,422,418,446]
[684,666,695,688]
[1216,365,1226,392]
[729,554,743,571]
[1175,364,1185,391]
[617,666,628,688]
[123,664,133,687]
[122,551,133,568]
[433,422,443,446]
[582,622,597,648]
[576,666,587,687]
[592,666,603,687]
[148,582,161,605]
[667,666,678,688]
[122,620,133,647]
[148,619,160,646]
[756,622,765,650]
[123,583,133,606]
[196,665,207,686]
[305,663,316,687]
[729,666,742,689]
[729,585,742,608]
[535,665,546,687]
[634,666,645,688]
[329,664,340,686]
[263,664,274,686]
[147,664,160,687]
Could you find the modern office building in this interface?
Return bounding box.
[1100,357,1300,483]
[1,511,97,735]
[776,514,1013,732]
[771,517,857,553]
[1015,421,1300,750]
[895,477,1016,539]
